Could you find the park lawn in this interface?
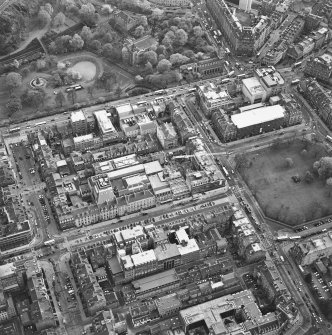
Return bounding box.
[240,139,332,225]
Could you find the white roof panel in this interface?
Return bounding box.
[231,105,285,129]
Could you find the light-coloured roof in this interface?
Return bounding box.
[175,229,189,244]
[0,263,16,279]
[242,77,265,95]
[94,110,116,134]
[107,164,145,180]
[73,134,93,143]
[71,110,85,123]
[177,238,199,255]
[131,250,156,266]
[231,105,285,129]
[116,104,133,118]
[144,161,163,175]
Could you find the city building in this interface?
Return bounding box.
[180,58,224,77]
[231,105,285,138]
[254,68,286,98]
[211,109,237,142]
[116,103,157,138]
[242,77,267,104]
[94,110,118,142]
[291,231,332,266]
[304,53,332,83]
[148,0,191,7]
[155,293,182,318]
[131,269,180,299]
[109,10,139,32]
[88,174,115,205]
[70,110,87,135]
[197,82,234,116]
[207,0,271,56]
[180,290,282,334]
[263,15,305,65]
[73,134,102,152]
[157,122,178,150]
[123,36,158,66]
[170,104,196,144]
[287,27,329,60]
[299,79,332,130]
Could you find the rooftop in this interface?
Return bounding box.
[231,104,285,129]
[94,110,117,134]
[71,110,85,123]
[73,134,93,143]
[177,238,200,255]
[242,77,265,95]
[131,250,156,266]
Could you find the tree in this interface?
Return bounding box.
[144,61,153,74]
[313,157,332,179]
[36,59,47,71]
[87,86,95,98]
[42,3,53,16]
[175,29,188,46]
[55,91,66,107]
[285,157,294,168]
[326,177,332,197]
[90,40,102,53]
[144,50,158,66]
[115,86,122,97]
[21,89,46,108]
[101,4,113,16]
[102,43,114,58]
[6,72,22,92]
[6,95,22,115]
[70,34,84,51]
[193,25,203,37]
[53,12,66,27]
[138,15,148,27]
[52,73,63,87]
[38,9,51,28]
[79,3,98,26]
[134,25,145,38]
[304,170,314,183]
[80,26,92,42]
[67,89,77,104]
[169,53,190,66]
[157,59,172,73]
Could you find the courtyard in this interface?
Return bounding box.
[239,139,332,226]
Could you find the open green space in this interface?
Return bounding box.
[239,139,332,225]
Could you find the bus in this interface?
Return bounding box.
[217,30,222,36]
[256,52,261,58]
[237,74,246,79]
[225,48,230,54]
[228,71,235,77]
[291,79,300,85]
[298,265,304,273]
[225,60,230,67]
[188,88,196,93]
[136,101,147,106]
[44,239,55,246]
[221,78,231,84]
[289,235,301,240]
[293,61,302,68]
[222,166,229,178]
[154,89,166,95]
[9,127,21,133]
[213,31,217,36]
[35,121,46,127]
[280,256,284,262]
[326,135,332,143]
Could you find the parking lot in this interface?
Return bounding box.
[311,271,332,301]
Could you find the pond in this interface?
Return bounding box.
[68,61,96,81]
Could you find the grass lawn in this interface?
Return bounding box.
[239,139,332,226]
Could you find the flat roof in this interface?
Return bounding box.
[132,269,178,293]
[70,110,85,123]
[0,263,16,278]
[107,164,145,180]
[144,161,163,175]
[94,110,116,134]
[116,104,133,118]
[131,250,156,266]
[177,239,200,255]
[231,105,285,129]
[73,134,93,143]
[242,77,265,95]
